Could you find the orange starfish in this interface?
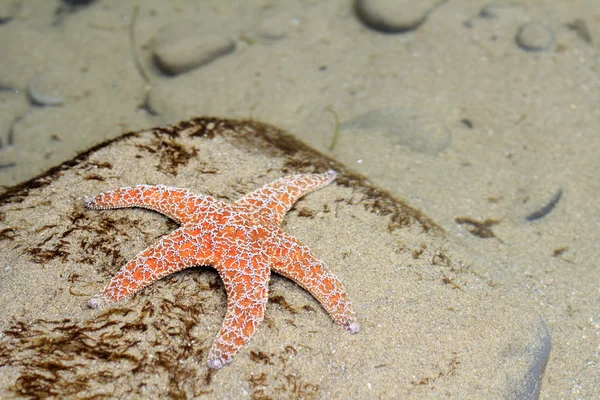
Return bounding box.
[85,170,358,369]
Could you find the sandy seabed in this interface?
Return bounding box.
[1,1,599,398]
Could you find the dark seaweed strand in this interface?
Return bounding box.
[525,187,563,221]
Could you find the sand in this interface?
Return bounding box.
[0,1,599,398]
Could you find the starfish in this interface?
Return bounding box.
[84,170,358,369]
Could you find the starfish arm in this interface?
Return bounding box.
[269,230,359,334]
[85,185,218,224]
[208,253,270,369]
[234,170,336,226]
[88,226,216,308]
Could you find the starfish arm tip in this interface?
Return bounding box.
[88,295,108,309]
[84,196,97,209]
[347,322,360,334]
[207,357,226,370]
